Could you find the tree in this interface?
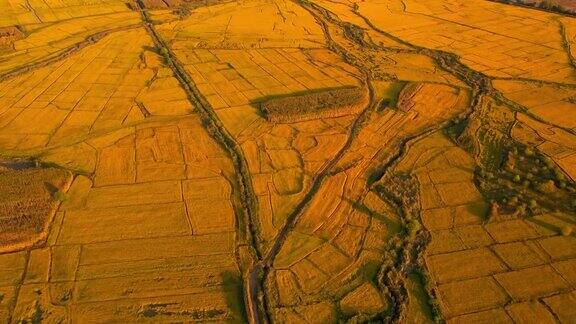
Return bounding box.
[541,0,560,10]
[158,47,169,58]
[561,225,573,236]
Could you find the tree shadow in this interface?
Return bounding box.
[43,182,59,195]
[553,213,576,226]
[462,201,489,222]
[142,45,158,53]
[221,271,248,323]
[342,196,401,232]
[249,85,359,106]
[357,259,381,282]
[527,217,560,234]
[0,158,35,170]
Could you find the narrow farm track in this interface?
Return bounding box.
[0,23,143,82]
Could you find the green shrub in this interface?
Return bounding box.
[406,220,421,238]
[508,196,519,206]
[53,190,68,202]
[554,170,566,182]
[158,47,169,56]
[561,226,573,236]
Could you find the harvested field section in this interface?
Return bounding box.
[0,161,71,252]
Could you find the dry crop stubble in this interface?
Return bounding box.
[395,127,576,322]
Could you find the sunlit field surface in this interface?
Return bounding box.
[0,0,575,322]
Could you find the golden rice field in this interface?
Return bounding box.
[0,0,574,323]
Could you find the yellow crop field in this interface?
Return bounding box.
[0,0,575,323]
[543,291,576,322]
[391,129,576,322]
[157,0,325,48]
[357,0,575,83]
[495,80,576,129]
[340,282,387,315]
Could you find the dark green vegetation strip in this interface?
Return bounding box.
[258,86,364,121]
